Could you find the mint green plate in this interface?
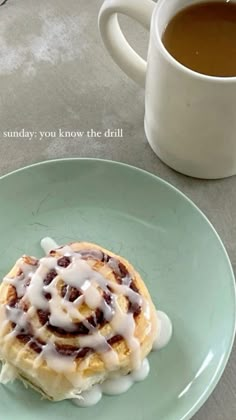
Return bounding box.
[0,159,235,420]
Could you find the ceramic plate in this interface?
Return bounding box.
[0,159,235,420]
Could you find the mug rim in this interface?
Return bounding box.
[152,0,236,83]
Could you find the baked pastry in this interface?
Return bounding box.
[0,241,157,401]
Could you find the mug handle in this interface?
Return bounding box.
[98,0,155,87]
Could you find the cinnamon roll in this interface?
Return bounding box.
[0,241,158,401]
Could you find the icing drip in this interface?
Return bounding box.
[74,385,102,407]
[73,358,150,407]
[153,311,173,350]
[40,237,59,254]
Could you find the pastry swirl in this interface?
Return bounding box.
[0,241,157,401]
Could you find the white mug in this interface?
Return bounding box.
[98,0,236,179]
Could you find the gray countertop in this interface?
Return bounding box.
[0,0,235,418]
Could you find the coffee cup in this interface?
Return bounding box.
[99,0,236,179]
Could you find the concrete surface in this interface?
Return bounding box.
[0,0,235,418]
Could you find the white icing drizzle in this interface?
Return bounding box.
[111,300,141,370]
[39,343,76,373]
[25,267,49,310]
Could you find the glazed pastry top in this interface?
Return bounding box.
[0,241,157,376]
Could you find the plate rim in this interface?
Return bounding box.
[0,157,235,420]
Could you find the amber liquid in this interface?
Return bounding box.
[162,2,236,77]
